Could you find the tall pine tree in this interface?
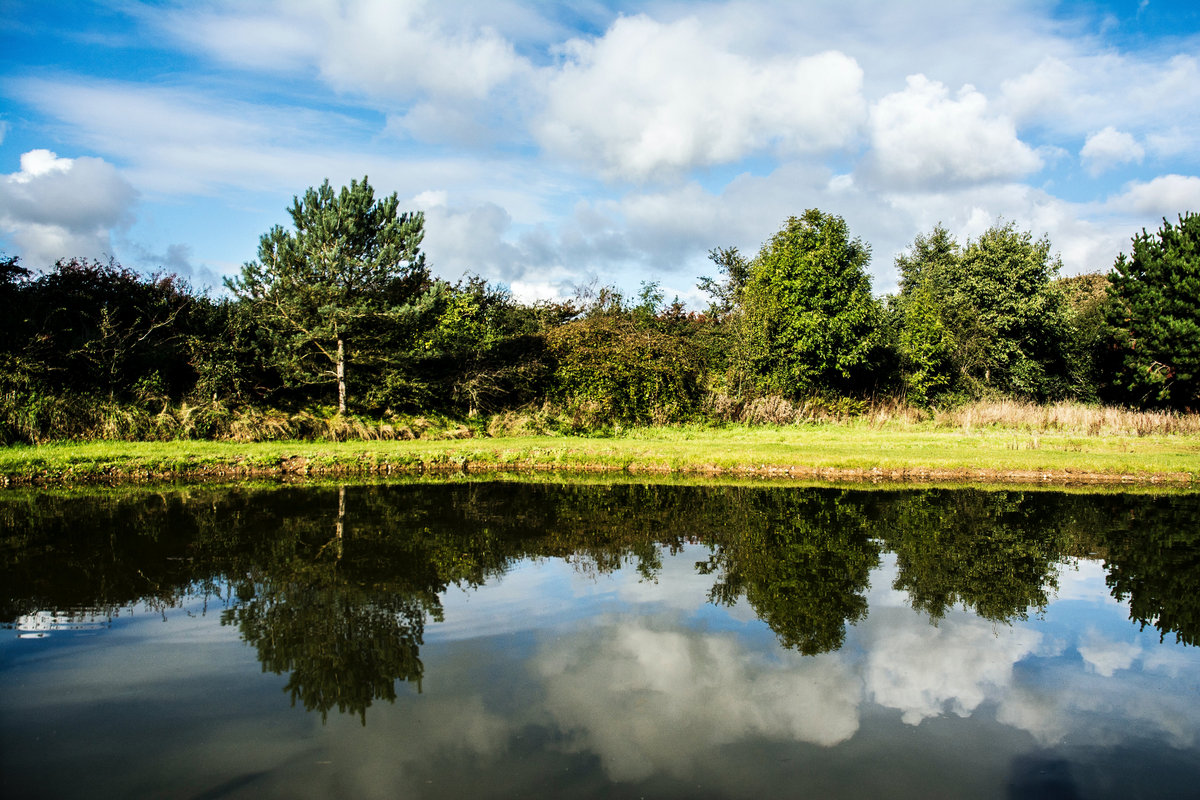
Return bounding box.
[1106,212,1200,409]
[229,178,428,413]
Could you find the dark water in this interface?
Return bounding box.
[3,480,1200,799]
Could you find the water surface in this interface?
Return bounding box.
[3,481,1199,798]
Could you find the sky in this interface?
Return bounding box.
[2,0,1199,304]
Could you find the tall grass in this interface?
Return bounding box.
[4,391,1198,445]
[0,393,480,445]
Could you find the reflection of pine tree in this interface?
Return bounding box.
[1098,495,1200,646]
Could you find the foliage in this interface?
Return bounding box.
[228,177,429,413]
[700,489,880,654]
[893,222,1071,401]
[5,258,199,402]
[738,210,883,398]
[1105,213,1200,409]
[879,489,1068,622]
[402,277,555,415]
[1056,272,1111,401]
[547,286,706,425]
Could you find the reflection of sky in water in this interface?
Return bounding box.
[4,547,1200,799]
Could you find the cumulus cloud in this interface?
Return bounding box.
[996,657,1200,749]
[1106,174,1200,216]
[537,14,866,179]
[0,149,137,268]
[1077,629,1141,677]
[1081,126,1144,176]
[864,74,1042,189]
[863,610,1050,725]
[1001,53,1200,160]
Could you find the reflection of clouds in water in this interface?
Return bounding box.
[537,618,860,781]
[861,608,1050,725]
[613,543,721,611]
[866,552,912,609]
[1078,628,1141,677]
[1142,646,1200,678]
[997,664,1200,749]
[1053,558,1119,604]
[431,558,582,640]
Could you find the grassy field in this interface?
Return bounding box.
[3,418,1199,487]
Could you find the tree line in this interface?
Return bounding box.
[1,176,1197,441]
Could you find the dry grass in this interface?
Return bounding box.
[926,400,1200,437]
[704,394,1200,437]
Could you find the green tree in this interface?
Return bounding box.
[1056,272,1110,401]
[894,222,1071,400]
[407,277,553,415]
[879,490,1068,623]
[228,177,428,413]
[739,210,882,397]
[1105,212,1200,409]
[699,490,880,655]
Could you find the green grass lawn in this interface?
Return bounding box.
[3,422,1199,486]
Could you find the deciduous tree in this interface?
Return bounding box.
[739,210,882,397]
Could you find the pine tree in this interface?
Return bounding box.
[229,178,428,413]
[1106,212,1200,409]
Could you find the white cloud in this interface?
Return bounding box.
[865,74,1042,189]
[1078,629,1141,677]
[1000,56,1078,123]
[1001,53,1200,158]
[537,14,865,179]
[1106,174,1200,216]
[0,149,137,267]
[8,78,547,203]
[1081,126,1144,176]
[159,0,528,101]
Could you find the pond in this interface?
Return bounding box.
[3,480,1200,799]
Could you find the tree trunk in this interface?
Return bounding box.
[337,337,347,414]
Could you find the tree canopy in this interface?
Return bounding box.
[892,221,1071,402]
[738,210,882,398]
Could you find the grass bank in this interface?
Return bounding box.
[3,420,1198,487]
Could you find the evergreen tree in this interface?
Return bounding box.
[1105,212,1200,409]
[229,177,428,413]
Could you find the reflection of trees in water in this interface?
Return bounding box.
[875,489,1072,623]
[226,577,427,723]
[4,482,1200,721]
[1090,495,1200,646]
[699,490,880,655]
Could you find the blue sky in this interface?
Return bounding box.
[2,0,1199,303]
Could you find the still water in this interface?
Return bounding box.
[3,480,1200,798]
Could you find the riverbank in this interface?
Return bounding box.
[3,424,1198,487]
